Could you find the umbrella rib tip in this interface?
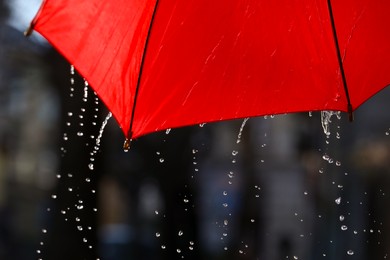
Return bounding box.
[24,25,34,37]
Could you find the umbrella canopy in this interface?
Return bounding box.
[28,0,390,140]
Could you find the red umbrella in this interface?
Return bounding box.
[27,0,390,143]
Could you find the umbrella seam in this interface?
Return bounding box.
[127,0,160,141]
[326,0,353,121]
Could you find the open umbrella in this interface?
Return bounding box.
[26,0,390,143]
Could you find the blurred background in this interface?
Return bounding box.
[1,1,390,259]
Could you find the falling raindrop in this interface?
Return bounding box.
[83,80,89,102]
[321,111,341,136]
[95,112,112,148]
[339,215,345,221]
[236,117,249,144]
[335,197,341,205]
[347,250,354,256]
[341,225,348,231]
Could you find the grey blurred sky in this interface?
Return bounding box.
[7,0,42,31]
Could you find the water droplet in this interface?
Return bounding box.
[77,132,84,136]
[199,123,206,127]
[232,150,238,156]
[88,163,94,170]
[224,219,229,226]
[223,203,228,208]
[51,194,57,199]
[159,158,165,163]
[42,229,47,234]
[236,118,249,143]
[178,230,183,236]
[77,226,83,231]
[161,245,166,249]
[165,128,171,134]
[155,210,159,215]
[176,248,181,253]
[68,112,73,117]
[321,111,340,136]
[335,197,341,205]
[250,219,255,223]
[156,232,161,237]
[341,225,348,231]
[183,198,189,203]
[223,191,228,196]
[336,161,341,166]
[339,215,345,221]
[347,250,354,255]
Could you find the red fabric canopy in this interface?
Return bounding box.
[30,0,390,139]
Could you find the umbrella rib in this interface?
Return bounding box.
[326,0,354,121]
[127,0,160,142]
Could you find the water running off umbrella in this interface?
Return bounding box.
[56,64,378,258]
